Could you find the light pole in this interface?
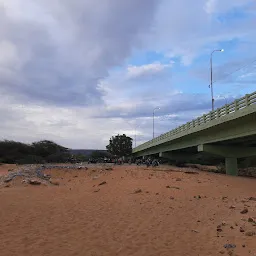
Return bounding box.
[134,123,138,148]
[125,121,140,148]
[210,49,224,111]
[153,107,160,139]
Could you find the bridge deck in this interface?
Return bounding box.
[133,91,256,154]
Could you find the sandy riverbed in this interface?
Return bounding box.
[0,164,255,256]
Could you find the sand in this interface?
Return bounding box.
[0,164,255,256]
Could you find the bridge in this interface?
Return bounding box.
[132,91,256,176]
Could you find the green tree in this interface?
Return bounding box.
[0,139,70,164]
[106,134,132,157]
[32,140,68,158]
[90,150,110,159]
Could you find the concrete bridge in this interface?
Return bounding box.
[132,91,256,176]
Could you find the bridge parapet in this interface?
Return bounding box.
[133,91,256,153]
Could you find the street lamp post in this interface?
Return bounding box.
[153,107,160,139]
[135,125,137,148]
[210,49,224,111]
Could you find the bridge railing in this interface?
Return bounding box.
[133,91,256,153]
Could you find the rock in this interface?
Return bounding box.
[242,245,245,248]
[105,167,113,171]
[230,226,234,229]
[73,176,78,178]
[184,171,199,174]
[98,181,107,186]
[4,184,10,188]
[224,244,236,249]
[222,221,226,226]
[248,197,256,201]
[49,179,60,186]
[229,205,236,209]
[4,177,12,183]
[248,217,254,223]
[245,231,256,236]
[219,250,225,254]
[170,196,175,200]
[43,174,51,180]
[176,178,182,181]
[194,195,201,199]
[217,224,223,232]
[240,227,245,232]
[167,186,180,190]
[240,208,248,214]
[28,179,41,185]
[134,188,142,194]
[156,193,159,195]
[94,189,100,193]
[222,196,228,200]
[191,229,199,233]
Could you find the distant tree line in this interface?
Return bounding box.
[0,139,121,165]
[0,140,72,164]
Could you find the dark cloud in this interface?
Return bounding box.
[0,0,159,107]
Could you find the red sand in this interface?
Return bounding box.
[0,164,255,256]
[0,164,16,176]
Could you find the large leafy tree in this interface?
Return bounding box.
[106,134,132,157]
[32,140,68,158]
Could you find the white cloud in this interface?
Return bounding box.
[205,0,252,14]
[0,0,159,106]
[127,61,173,79]
[0,0,255,148]
[149,0,255,65]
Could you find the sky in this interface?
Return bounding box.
[0,0,256,149]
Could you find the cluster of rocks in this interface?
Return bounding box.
[0,164,89,187]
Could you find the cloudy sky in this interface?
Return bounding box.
[0,0,255,149]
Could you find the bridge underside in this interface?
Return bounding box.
[133,111,256,176]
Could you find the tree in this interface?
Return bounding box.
[106,134,132,157]
[32,140,68,158]
[0,139,71,164]
[90,150,111,159]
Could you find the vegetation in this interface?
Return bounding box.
[106,134,132,157]
[0,140,71,164]
[90,150,111,159]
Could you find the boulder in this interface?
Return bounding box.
[28,179,41,185]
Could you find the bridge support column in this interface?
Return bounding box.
[198,144,256,176]
[225,157,238,176]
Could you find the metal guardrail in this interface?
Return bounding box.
[133,91,256,153]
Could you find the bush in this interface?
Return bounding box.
[0,139,70,164]
[16,155,46,165]
[216,163,225,173]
